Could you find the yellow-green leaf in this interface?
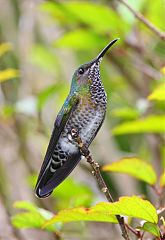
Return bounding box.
[0,69,19,83]
[160,170,165,188]
[137,222,160,237]
[12,201,61,232]
[102,158,157,185]
[0,42,12,57]
[148,83,165,101]
[44,196,158,228]
[44,206,117,227]
[112,115,165,135]
[12,212,49,229]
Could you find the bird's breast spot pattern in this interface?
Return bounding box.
[81,111,103,139]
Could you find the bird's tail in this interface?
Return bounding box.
[35,151,81,198]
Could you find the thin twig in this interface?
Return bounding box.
[118,0,165,41]
[70,128,130,240]
[126,224,142,239]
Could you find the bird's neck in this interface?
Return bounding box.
[90,78,105,94]
[90,78,107,105]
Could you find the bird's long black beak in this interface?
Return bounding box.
[95,38,119,62]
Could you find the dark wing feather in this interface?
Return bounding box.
[35,94,79,198]
[36,152,81,198]
[36,125,63,187]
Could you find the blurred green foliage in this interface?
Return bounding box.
[12,201,61,232]
[0,0,164,239]
[28,175,94,209]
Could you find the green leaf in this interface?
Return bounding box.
[44,196,158,228]
[43,206,118,228]
[160,170,165,188]
[55,30,107,50]
[102,158,157,185]
[0,69,19,82]
[12,212,49,229]
[111,107,140,120]
[148,83,165,101]
[137,222,160,237]
[112,115,165,135]
[12,201,61,232]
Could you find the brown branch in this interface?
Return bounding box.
[125,224,142,239]
[118,0,165,41]
[70,128,130,240]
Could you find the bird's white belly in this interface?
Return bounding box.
[59,137,78,154]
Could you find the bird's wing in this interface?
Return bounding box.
[35,94,80,198]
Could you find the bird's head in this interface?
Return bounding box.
[71,38,119,93]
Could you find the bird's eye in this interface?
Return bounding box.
[78,68,84,75]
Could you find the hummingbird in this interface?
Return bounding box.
[35,38,119,198]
